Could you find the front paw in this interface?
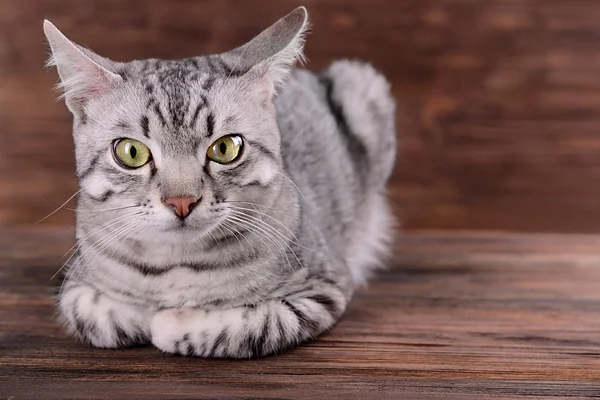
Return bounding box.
[151,308,197,355]
[58,284,151,348]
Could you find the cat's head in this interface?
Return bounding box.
[44,8,308,243]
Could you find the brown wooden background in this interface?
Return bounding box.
[2,0,600,232]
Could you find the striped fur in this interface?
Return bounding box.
[44,7,397,358]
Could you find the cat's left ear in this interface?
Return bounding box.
[43,20,123,118]
[223,7,309,93]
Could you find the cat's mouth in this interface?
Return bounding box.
[164,217,210,234]
[171,219,192,230]
[159,218,193,233]
[161,213,225,239]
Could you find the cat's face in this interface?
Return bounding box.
[72,61,282,241]
[44,8,308,243]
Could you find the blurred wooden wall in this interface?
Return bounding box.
[2,0,600,232]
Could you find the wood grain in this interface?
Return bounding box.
[2,228,600,398]
[3,0,600,231]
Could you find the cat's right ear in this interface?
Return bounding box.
[43,20,123,118]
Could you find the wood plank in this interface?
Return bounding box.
[2,228,600,398]
[4,0,600,231]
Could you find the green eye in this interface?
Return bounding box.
[113,138,152,168]
[207,135,243,164]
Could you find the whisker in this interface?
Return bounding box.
[130,221,152,249]
[228,210,308,270]
[52,213,143,283]
[226,214,286,261]
[195,233,208,248]
[52,212,143,280]
[221,220,258,259]
[216,221,245,251]
[82,217,142,264]
[105,219,147,267]
[227,195,331,259]
[60,211,143,262]
[204,224,222,251]
[69,218,142,287]
[59,219,140,289]
[227,213,298,272]
[72,204,141,212]
[275,170,309,204]
[190,226,209,247]
[228,208,319,254]
[76,205,140,225]
[222,200,269,210]
[43,205,141,236]
[224,204,300,242]
[37,189,83,224]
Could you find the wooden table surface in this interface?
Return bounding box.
[2,227,600,399]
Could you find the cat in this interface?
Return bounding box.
[43,6,397,358]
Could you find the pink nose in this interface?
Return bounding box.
[163,197,198,218]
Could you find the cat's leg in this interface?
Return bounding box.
[151,288,347,358]
[58,281,153,348]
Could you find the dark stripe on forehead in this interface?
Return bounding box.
[168,98,188,128]
[187,58,199,69]
[115,120,130,130]
[189,95,207,129]
[140,116,150,138]
[206,113,215,137]
[191,138,201,155]
[206,55,218,74]
[154,103,167,127]
[141,60,151,74]
[203,75,216,91]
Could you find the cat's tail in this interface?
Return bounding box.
[319,60,397,189]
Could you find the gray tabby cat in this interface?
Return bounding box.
[43,7,396,358]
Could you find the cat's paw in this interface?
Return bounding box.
[58,283,152,348]
[151,308,197,354]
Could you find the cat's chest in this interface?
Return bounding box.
[87,250,276,309]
